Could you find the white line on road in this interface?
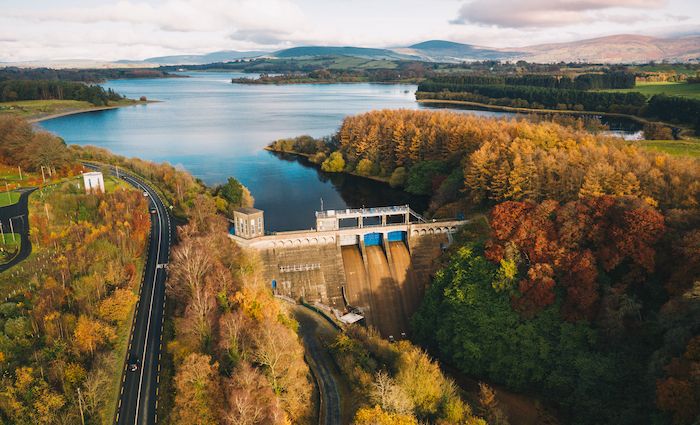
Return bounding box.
[133,180,164,425]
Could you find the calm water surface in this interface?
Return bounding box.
[39,72,639,230]
[39,72,490,230]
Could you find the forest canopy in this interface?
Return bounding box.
[271,109,700,212]
[0,80,124,106]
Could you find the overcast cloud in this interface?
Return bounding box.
[453,0,670,27]
[0,0,698,62]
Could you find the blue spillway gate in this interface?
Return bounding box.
[363,233,382,246]
[387,231,406,242]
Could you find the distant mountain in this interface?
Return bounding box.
[272,46,417,60]
[116,50,265,66]
[513,34,700,63]
[399,40,521,61]
[16,33,696,69]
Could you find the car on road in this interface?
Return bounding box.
[128,358,141,372]
[150,208,157,214]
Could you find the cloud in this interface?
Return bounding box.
[1,0,309,61]
[8,0,306,34]
[452,0,667,28]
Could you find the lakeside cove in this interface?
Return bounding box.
[416,98,694,138]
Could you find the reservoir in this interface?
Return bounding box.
[39,72,640,231]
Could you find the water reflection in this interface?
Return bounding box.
[268,151,429,214]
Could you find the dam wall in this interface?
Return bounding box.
[230,208,465,337]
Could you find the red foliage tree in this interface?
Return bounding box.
[513,263,556,317]
[488,196,665,322]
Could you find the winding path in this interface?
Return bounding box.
[291,305,343,425]
[0,188,36,272]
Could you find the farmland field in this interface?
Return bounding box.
[603,81,700,99]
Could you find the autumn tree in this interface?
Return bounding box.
[172,353,221,425]
[74,316,116,355]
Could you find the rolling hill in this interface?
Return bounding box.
[398,40,521,61]
[116,50,265,65]
[515,34,700,63]
[271,46,418,60]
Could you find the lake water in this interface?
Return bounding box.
[39,72,640,230]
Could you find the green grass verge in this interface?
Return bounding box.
[637,139,700,158]
[0,98,144,120]
[601,82,700,100]
[103,175,131,193]
[0,191,20,207]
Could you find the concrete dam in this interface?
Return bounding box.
[229,205,467,338]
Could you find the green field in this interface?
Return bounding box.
[0,191,20,207]
[637,139,700,158]
[0,99,96,117]
[326,56,398,70]
[603,82,700,99]
[0,233,21,265]
[0,232,20,247]
[631,64,700,76]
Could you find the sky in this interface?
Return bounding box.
[1,0,698,62]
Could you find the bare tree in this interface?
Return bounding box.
[370,371,414,416]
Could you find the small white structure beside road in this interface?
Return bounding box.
[83,171,105,193]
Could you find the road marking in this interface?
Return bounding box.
[123,176,166,425]
[88,164,171,425]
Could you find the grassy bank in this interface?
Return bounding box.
[0,98,151,122]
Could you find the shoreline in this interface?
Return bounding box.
[232,78,420,86]
[27,100,157,123]
[416,98,694,138]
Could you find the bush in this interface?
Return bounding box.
[389,167,407,188]
[643,122,674,140]
[321,152,345,172]
[405,161,447,195]
[356,158,374,176]
[310,151,327,164]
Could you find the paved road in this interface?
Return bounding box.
[0,188,36,273]
[291,306,343,425]
[84,163,173,425]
